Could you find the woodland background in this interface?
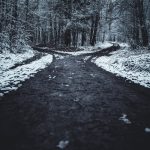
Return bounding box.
[0,0,150,53]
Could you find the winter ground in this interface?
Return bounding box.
[92,44,150,88]
[1,41,149,97]
[0,46,150,150]
[0,48,34,72]
[1,42,113,96]
[0,48,53,96]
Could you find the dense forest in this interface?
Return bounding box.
[0,0,150,52]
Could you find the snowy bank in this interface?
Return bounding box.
[92,46,150,88]
[0,54,53,96]
[0,48,35,73]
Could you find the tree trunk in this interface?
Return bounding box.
[91,13,100,46]
[64,29,71,47]
[90,15,94,45]
[25,0,29,29]
[81,31,86,46]
[0,0,5,33]
[138,0,149,46]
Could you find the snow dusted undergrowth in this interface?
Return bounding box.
[0,51,53,96]
[94,41,113,49]
[0,48,34,72]
[92,44,150,88]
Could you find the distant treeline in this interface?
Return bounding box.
[0,0,150,52]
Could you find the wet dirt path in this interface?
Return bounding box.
[0,53,150,150]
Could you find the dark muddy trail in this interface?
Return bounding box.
[0,48,150,150]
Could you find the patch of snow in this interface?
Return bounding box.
[74,98,80,102]
[55,54,65,60]
[117,42,129,48]
[119,114,132,124]
[57,140,69,149]
[90,73,95,77]
[0,93,4,97]
[95,41,113,49]
[145,128,150,133]
[0,54,53,95]
[53,49,99,56]
[83,56,91,62]
[92,46,150,88]
[49,75,52,79]
[79,41,113,51]
[0,49,35,73]
[55,66,59,69]
[49,75,56,80]
[53,76,56,79]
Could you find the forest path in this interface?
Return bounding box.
[0,51,150,150]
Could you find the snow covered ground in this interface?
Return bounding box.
[0,48,35,73]
[92,44,150,88]
[0,50,53,96]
